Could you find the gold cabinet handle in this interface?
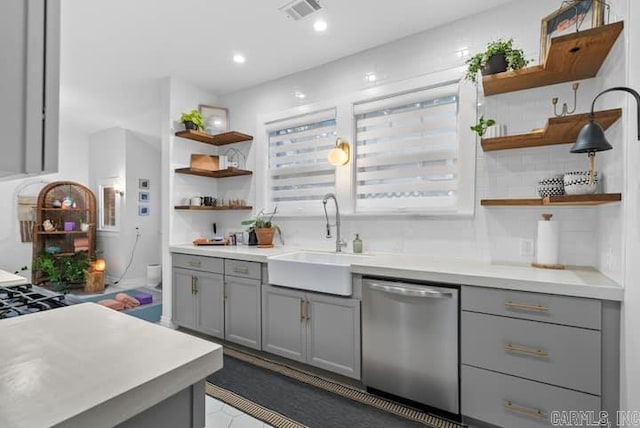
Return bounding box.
[503,401,547,420]
[504,343,548,357]
[188,260,202,268]
[193,276,198,295]
[300,298,305,323]
[305,299,310,322]
[504,301,549,312]
[233,266,249,274]
[191,276,195,294]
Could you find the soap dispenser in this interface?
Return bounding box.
[353,233,363,253]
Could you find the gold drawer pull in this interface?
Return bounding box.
[233,266,249,274]
[503,401,547,420]
[188,260,202,267]
[504,301,549,312]
[504,343,548,357]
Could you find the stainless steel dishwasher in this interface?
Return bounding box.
[362,278,459,415]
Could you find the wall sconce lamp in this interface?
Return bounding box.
[571,86,640,183]
[113,183,125,197]
[328,137,350,166]
[94,259,106,272]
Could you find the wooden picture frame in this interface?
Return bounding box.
[199,105,229,135]
[540,0,606,63]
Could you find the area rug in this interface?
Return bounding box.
[207,347,465,428]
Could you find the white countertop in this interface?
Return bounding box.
[0,269,29,286]
[0,303,222,428]
[170,244,623,301]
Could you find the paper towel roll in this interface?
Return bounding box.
[536,215,559,265]
[146,264,162,287]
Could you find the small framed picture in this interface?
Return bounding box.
[138,191,150,202]
[199,105,229,135]
[139,179,150,190]
[138,205,149,216]
[540,0,606,62]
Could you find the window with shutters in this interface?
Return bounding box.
[354,84,461,213]
[267,109,337,214]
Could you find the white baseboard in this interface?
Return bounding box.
[160,315,177,329]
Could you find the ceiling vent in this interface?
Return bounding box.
[279,0,323,21]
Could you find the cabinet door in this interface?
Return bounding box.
[261,285,306,362]
[225,276,261,350]
[172,268,196,329]
[0,0,58,176]
[195,271,225,338]
[306,293,361,379]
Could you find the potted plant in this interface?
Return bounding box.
[79,215,90,232]
[34,252,90,293]
[241,207,283,248]
[465,38,530,83]
[470,116,496,137]
[180,109,205,131]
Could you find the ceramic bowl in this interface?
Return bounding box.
[537,175,564,197]
[563,171,600,195]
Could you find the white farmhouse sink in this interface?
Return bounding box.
[267,251,366,296]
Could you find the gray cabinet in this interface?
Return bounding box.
[0,0,59,177]
[262,284,361,379]
[172,254,224,338]
[461,286,619,428]
[224,260,262,350]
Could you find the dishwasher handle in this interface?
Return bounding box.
[367,281,453,299]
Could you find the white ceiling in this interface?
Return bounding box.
[60,0,515,134]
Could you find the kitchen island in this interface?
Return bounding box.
[0,302,222,428]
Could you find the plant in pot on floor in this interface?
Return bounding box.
[465,38,530,84]
[241,207,284,248]
[34,252,90,293]
[180,109,205,132]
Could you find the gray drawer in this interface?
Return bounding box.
[462,311,601,395]
[462,286,601,330]
[224,259,261,280]
[172,254,223,273]
[462,365,601,428]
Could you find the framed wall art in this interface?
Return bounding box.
[540,0,607,62]
[199,105,229,135]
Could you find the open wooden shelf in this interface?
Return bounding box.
[36,230,88,235]
[174,167,253,178]
[482,21,624,96]
[481,193,622,207]
[174,130,253,146]
[481,109,621,151]
[174,205,252,211]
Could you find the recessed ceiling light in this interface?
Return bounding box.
[313,19,327,32]
[295,91,306,99]
[365,73,377,82]
[233,54,246,64]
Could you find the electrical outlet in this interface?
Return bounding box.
[520,239,534,257]
[135,226,142,235]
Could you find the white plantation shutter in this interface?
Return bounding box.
[267,109,337,214]
[354,84,459,212]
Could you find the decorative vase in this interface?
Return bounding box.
[80,223,90,232]
[255,228,275,248]
[184,121,198,131]
[481,53,508,76]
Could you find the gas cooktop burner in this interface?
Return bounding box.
[0,284,67,319]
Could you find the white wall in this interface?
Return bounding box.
[160,77,219,326]
[216,1,626,277]
[88,127,162,286]
[0,127,89,277]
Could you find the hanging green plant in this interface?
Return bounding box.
[465,38,530,84]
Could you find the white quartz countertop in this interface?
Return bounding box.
[170,244,623,301]
[0,269,28,286]
[0,303,222,428]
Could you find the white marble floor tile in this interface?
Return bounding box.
[229,413,265,428]
[206,395,224,414]
[222,404,245,417]
[205,397,273,428]
[205,409,233,428]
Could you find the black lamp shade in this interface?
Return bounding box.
[570,121,613,153]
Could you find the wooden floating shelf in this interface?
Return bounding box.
[174,130,253,146]
[481,193,622,207]
[481,109,621,151]
[482,21,624,96]
[174,205,252,211]
[40,208,89,211]
[174,167,253,178]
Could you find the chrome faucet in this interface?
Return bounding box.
[322,193,347,252]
